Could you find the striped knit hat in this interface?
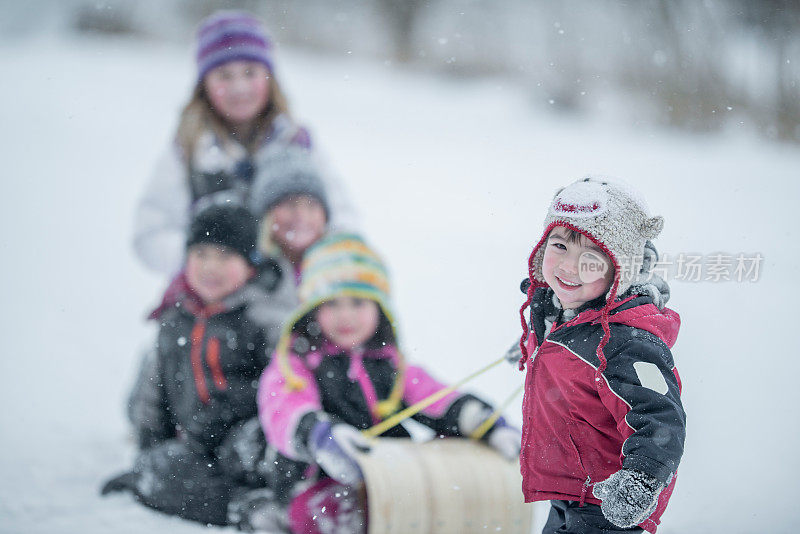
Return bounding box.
[196,11,274,81]
[275,234,406,418]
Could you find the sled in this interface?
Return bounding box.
[354,438,533,534]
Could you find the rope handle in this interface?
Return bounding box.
[362,355,507,439]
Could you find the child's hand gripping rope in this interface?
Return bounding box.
[309,421,371,486]
[485,422,521,460]
[458,399,522,460]
[361,356,508,440]
[360,356,524,461]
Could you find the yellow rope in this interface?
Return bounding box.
[468,382,525,440]
[362,356,506,439]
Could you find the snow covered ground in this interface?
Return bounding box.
[1,32,799,533]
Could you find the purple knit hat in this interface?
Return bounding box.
[196,11,273,81]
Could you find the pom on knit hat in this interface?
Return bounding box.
[196,11,273,82]
[187,204,259,265]
[249,147,330,219]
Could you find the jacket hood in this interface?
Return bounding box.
[605,298,680,349]
[560,295,680,348]
[148,271,203,320]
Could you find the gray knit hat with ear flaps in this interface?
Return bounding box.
[530,176,664,299]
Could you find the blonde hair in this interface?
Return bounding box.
[176,74,290,162]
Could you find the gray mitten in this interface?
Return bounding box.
[592,468,664,528]
[228,487,288,533]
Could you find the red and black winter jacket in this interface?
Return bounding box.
[519,287,684,534]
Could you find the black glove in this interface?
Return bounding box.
[592,468,664,528]
[503,340,523,366]
[100,471,138,496]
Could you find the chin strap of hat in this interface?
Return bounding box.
[373,351,406,419]
[276,334,308,391]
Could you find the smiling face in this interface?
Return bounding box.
[315,297,381,350]
[541,226,615,309]
[269,195,327,261]
[185,244,254,304]
[203,60,271,128]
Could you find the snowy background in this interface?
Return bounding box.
[2,7,800,534]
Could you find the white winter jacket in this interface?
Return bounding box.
[133,115,360,275]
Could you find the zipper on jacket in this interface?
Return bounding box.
[579,475,592,507]
[568,431,592,507]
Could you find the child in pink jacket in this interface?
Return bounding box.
[257,233,521,534]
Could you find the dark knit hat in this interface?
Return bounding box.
[196,11,273,81]
[249,147,330,219]
[187,204,258,265]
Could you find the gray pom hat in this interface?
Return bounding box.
[527,176,664,300]
[249,147,330,219]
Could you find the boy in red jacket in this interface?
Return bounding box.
[516,177,685,533]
